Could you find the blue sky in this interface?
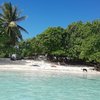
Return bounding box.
[0,0,100,39]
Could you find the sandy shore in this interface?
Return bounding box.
[0,59,100,75]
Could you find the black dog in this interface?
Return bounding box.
[82,68,87,72]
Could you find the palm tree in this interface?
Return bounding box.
[0,2,28,45]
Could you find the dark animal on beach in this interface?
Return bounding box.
[32,64,40,67]
[51,65,57,67]
[82,68,87,72]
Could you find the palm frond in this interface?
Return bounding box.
[16,28,23,40]
[2,2,14,21]
[0,28,5,35]
[15,16,26,22]
[12,6,17,20]
[0,13,4,17]
[0,17,4,22]
[1,4,10,21]
[17,25,28,33]
[9,2,13,20]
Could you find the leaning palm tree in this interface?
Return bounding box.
[0,2,28,45]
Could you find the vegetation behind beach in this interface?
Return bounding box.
[0,2,100,69]
[18,20,100,66]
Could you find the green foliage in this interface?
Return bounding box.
[39,27,66,54]
[18,20,100,65]
[0,2,28,46]
[66,21,87,59]
[18,39,33,57]
[0,13,100,67]
[51,50,66,56]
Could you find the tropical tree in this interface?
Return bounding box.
[38,27,66,56]
[0,2,28,45]
[79,20,100,63]
[65,21,84,60]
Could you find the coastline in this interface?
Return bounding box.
[0,59,100,75]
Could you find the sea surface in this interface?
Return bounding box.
[0,71,100,100]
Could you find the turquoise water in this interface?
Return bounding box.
[0,71,100,100]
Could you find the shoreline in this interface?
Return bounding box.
[0,59,100,75]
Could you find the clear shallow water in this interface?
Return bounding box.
[0,71,100,100]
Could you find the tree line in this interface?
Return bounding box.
[19,20,100,68]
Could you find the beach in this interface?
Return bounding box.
[0,59,100,75]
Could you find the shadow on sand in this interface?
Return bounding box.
[0,58,27,65]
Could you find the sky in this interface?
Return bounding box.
[0,0,100,39]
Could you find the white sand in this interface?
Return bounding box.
[0,60,100,75]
